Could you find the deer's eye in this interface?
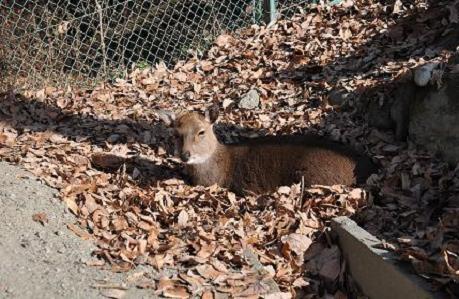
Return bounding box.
[198,130,205,137]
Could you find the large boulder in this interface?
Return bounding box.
[366,62,459,165]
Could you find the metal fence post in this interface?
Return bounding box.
[252,0,263,24]
[263,0,276,24]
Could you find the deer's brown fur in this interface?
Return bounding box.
[159,109,378,195]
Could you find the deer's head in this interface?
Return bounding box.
[159,106,219,164]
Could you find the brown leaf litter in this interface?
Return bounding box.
[1,0,458,297]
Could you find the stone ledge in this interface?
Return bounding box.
[331,216,447,299]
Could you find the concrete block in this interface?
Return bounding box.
[331,216,447,299]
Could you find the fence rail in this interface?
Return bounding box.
[0,0,336,91]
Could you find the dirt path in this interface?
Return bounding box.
[0,161,158,299]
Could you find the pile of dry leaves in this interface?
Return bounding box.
[1,0,459,297]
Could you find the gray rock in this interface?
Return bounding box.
[409,74,459,164]
[414,62,439,87]
[327,89,348,107]
[367,67,459,160]
[107,133,121,143]
[390,81,416,141]
[238,89,260,109]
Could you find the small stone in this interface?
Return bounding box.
[327,89,348,106]
[142,131,152,144]
[401,172,410,190]
[382,144,399,153]
[238,89,260,109]
[278,186,291,194]
[132,167,141,179]
[116,124,130,134]
[20,239,30,248]
[222,98,234,109]
[107,134,120,143]
[414,62,438,87]
[330,129,341,141]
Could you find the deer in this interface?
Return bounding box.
[159,107,378,195]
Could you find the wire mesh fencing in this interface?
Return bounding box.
[0,0,335,91]
[277,0,343,16]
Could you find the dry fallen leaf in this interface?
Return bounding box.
[448,2,459,23]
[281,233,312,256]
[32,212,48,226]
[158,277,175,292]
[393,0,404,14]
[100,289,126,299]
[0,132,16,146]
[91,153,126,170]
[163,286,190,299]
[277,186,291,195]
[62,196,79,215]
[177,210,189,227]
[67,223,92,240]
[201,290,214,299]
[263,292,292,299]
[196,264,225,280]
[215,34,234,47]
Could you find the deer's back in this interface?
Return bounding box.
[225,135,377,194]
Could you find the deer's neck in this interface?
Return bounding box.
[186,143,232,188]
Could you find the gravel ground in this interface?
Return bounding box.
[0,161,160,299]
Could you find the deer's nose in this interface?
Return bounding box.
[180,151,190,162]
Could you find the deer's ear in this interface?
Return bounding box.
[157,110,176,127]
[205,104,219,124]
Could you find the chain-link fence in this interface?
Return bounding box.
[0,0,338,91]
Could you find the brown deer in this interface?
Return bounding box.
[159,108,378,195]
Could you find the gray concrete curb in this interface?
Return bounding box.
[331,216,447,299]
